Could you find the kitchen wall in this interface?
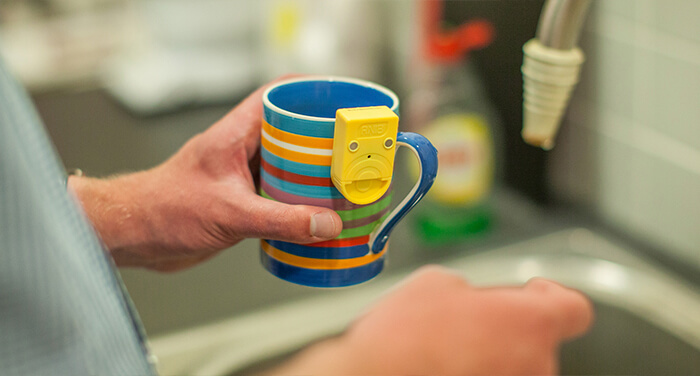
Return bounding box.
[550,0,700,269]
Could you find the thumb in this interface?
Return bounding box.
[231,193,342,243]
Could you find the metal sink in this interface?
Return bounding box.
[150,228,700,375]
[562,303,700,375]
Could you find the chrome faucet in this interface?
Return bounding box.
[521,0,592,149]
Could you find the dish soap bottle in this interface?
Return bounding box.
[405,1,500,244]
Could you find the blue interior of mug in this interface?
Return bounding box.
[267,80,396,118]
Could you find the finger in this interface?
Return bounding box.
[525,278,595,339]
[217,75,306,132]
[229,193,342,243]
[212,75,306,158]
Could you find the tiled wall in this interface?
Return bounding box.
[550,0,700,269]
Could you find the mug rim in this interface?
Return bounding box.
[262,76,399,122]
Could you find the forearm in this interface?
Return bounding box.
[68,171,162,265]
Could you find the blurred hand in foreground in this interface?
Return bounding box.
[267,266,594,376]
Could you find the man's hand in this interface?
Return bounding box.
[268,266,594,375]
[68,78,342,272]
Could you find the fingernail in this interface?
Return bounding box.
[310,212,337,239]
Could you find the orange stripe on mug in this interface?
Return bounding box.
[261,240,386,270]
[262,120,334,149]
[261,136,332,166]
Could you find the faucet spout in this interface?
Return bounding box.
[537,0,592,50]
[521,0,592,149]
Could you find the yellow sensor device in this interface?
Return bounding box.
[331,106,399,205]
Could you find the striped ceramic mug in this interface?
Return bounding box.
[259,76,438,287]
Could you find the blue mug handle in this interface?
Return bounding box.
[369,132,438,253]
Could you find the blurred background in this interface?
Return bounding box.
[2,1,699,372]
